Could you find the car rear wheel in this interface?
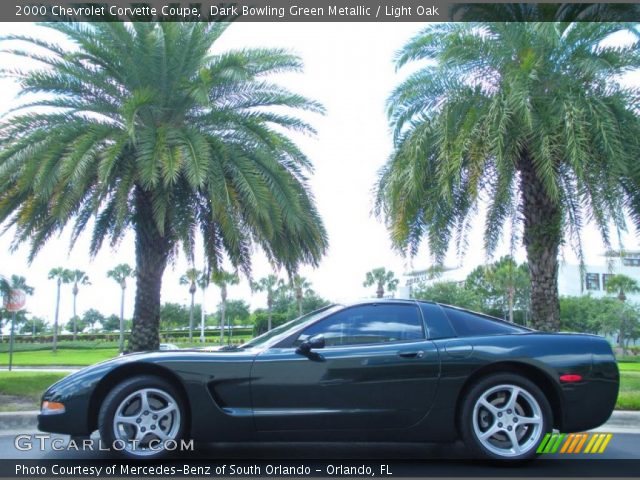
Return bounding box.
[460,373,552,461]
[98,375,185,458]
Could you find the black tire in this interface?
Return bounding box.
[98,375,186,459]
[459,373,552,461]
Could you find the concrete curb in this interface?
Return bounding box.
[0,410,638,435]
[0,411,39,433]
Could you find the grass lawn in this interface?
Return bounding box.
[0,340,253,367]
[617,362,640,372]
[0,348,119,366]
[0,371,68,411]
[618,370,640,410]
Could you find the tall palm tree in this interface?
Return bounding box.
[290,274,311,317]
[197,268,210,343]
[69,270,90,340]
[251,274,280,331]
[179,268,202,343]
[605,274,640,302]
[107,264,135,352]
[211,269,239,345]
[363,268,399,299]
[48,267,72,351]
[376,22,640,331]
[0,23,328,352]
[604,274,639,355]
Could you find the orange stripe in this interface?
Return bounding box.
[567,434,581,453]
[560,434,574,453]
[574,433,588,453]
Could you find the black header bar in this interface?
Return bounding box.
[4,2,640,22]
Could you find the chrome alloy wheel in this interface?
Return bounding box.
[112,387,181,456]
[472,384,543,458]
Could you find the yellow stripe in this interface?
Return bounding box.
[574,433,588,453]
[598,434,613,454]
[591,434,605,453]
[567,434,582,453]
[584,434,599,453]
[560,434,574,453]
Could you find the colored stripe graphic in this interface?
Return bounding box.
[548,433,565,453]
[584,433,599,453]
[539,433,612,454]
[598,434,613,453]
[537,433,551,454]
[573,433,588,453]
[560,434,574,453]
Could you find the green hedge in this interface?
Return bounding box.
[0,327,254,345]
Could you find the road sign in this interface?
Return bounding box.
[4,289,26,311]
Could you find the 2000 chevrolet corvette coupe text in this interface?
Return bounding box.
[38,300,619,460]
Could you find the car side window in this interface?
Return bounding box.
[442,306,527,337]
[295,304,424,347]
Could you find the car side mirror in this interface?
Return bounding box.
[296,334,325,355]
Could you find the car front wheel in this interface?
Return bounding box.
[98,375,186,458]
[460,373,552,461]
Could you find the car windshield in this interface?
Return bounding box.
[241,304,342,349]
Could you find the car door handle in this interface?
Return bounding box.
[397,350,425,359]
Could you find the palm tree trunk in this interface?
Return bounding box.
[377,283,384,298]
[53,279,60,352]
[72,289,78,340]
[508,286,514,323]
[296,287,303,316]
[188,291,195,343]
[267,295,273,331]
[219,285,227,345]
[130,187,170,352]
[200,286,206,343]
[119,286,125,353]
[519,151,561,331]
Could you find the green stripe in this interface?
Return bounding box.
[543,433,558,453]
[537,433,552,454]
[550,433,566,453]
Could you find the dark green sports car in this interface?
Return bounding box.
[38,300,619,460]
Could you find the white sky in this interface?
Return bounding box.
[0,22,638,325]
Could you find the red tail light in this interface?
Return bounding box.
[559,374,582,383]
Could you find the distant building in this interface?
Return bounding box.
[401,250,640,302]
[398,265,471,298]
[558,250,640,302]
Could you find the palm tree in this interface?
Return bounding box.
[604,274,640,355]
[376,22,640,331]
[48,267,72,351]
[107,264,135,353]
[180,268,202,343]
[363,268,399,299]
[605,274,640,303]
[211,269,239,345]
[251,274,281,331]
[290,274,311,316]
[69,270,90,340]
[0,23,328,352]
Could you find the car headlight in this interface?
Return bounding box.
[41,401,65,415]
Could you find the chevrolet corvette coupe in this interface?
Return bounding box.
[38,300,619,460]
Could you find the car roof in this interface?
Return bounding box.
[340,298,441,308]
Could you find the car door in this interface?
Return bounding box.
[250,303,440,431]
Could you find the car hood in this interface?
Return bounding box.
[42,347,261,402]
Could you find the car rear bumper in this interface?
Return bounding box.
[560,354,619,432]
